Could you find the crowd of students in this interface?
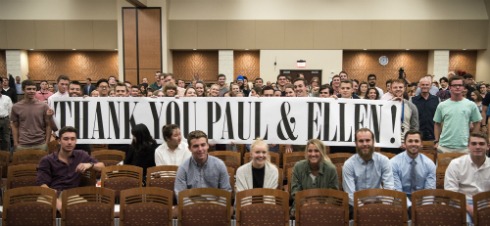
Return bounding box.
[0,69,489,223]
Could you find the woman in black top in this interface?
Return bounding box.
[124,124,158,185]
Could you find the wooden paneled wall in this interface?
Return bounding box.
[449,51,477,77]
[27,51,118,82]
[122,8,162,86]
[234,51,260,81]
[343,51,429,90]
[172,50,218,82]
[0,50,6,77]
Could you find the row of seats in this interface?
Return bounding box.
[4,186,490,226]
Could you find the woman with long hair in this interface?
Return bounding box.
[235,139,279,192]
[366,87,380,100]
[290,139,338,214]
[194,81,207,97]
[358,81,369,99]
[124,124,158,183]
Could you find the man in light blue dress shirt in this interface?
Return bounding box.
[343,128,394,218]
[390,129,436,217]
[174,130,232,200]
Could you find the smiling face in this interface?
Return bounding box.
[355,130,375,160]
[166,128,182,148]
[306,143,322,166]
[251,144,268,168]
[189,137,209,164]
[195,83,205,96]
[468,136,489,159]
[285,87,296,97]
[391,81,405,98]
[294,80,308,97]
[404,133,422,158]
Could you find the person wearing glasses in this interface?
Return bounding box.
[434,76,482,153]
[96,79,110,97]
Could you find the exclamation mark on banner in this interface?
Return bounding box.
[390,105,397,143]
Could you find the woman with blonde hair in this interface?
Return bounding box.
[235,138,279,192]
[290,139,338,201]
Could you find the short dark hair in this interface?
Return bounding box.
[96,79,109,88]
[218,74,226,79]
[261,85,274,95]
[386,79,393,86]
[293,77,308,86]
[255,77,263,83]
[57,75,70,83]
[59,126,78,138]
[340,79,353,87]
[187,130,208,146]
[162,124,180,142]
[404,129,422,142]
[439,77,448,83]
[355,128,374,142]
[22,80,36,90]
[70,80,81,87]
[469,132,489,144]
[319,84,333,95]
[449,75,464,86]
[367,74,376,80]
[463,73,474,79]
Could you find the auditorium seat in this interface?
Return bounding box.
[235,188,289,226]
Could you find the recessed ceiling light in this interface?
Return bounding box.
[29,49,34,51]
[114,49,118,51]
[363,49,367,51]
[405,49,410,51]
[462,49,467,50]
[72,49,77,51]
[192,49,197,51]
[245,49,249,50]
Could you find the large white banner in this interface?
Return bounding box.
[52,97,402,147]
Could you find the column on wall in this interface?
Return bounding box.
[6,50,29,80]
[219,50,234,84]
[428,50,450,80]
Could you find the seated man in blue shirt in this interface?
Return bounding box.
[343,128,394,219]
[174,130,232,199]
[390,129,436,217]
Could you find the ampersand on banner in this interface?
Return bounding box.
[276,102,298,140]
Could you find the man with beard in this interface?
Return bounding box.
[217,74,228,96]
[390,130,436,217]
[68,81,83,97]
[367,74,384,99]
[343,128,394,218]
[383,79,419,154]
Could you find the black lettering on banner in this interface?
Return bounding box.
[92,102,104,139]
[221,102,235,139]
[254,102,267,139]
[107,101,121,139]
[307,102,318,139]
[82,101,89,139]
[322,102,332,141]
[58,101,68,129]
[238,102,252,140]
[354,103,368,137]
[207,102,221,139]
[123,101,138,139]
[149,101,165,139]
[276,102,297,140]
[166,101,181,126]
[370,104,382,143]
[339,103,353,142]
[390,105,396,143]
[183,101,197,139]
[73,101,81,138]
